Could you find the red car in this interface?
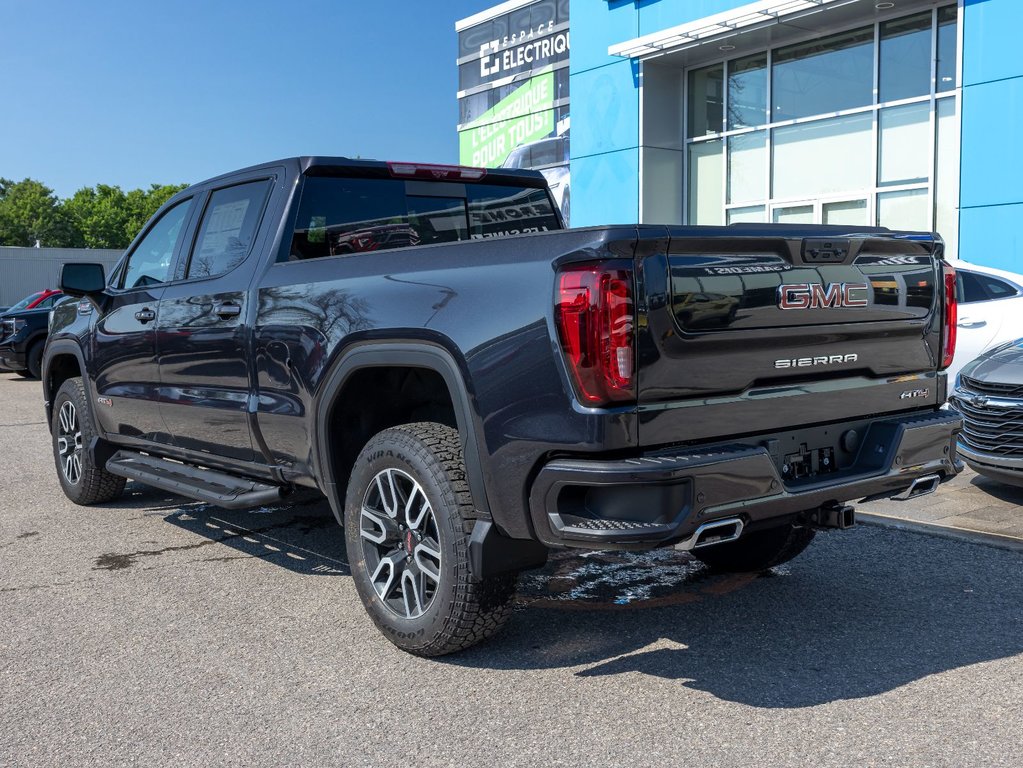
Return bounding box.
[0,289,63,316]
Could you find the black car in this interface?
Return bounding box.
[951,340,1023,487]
[0,296,73,378]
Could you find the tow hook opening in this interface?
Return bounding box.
[802,503,856,530]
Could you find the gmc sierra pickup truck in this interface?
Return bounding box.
[44,157,962,656]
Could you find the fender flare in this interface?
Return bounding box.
[41,339,92,424]
[313,340,491,526]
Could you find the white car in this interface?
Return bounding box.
[946,259,1023,383]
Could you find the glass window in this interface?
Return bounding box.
[823,199,869,226]
[468,185,560,238]
[688,140,723,225]
[957,271,989,304]
[772,27,873,121]
[727,206,765,224]
[121,198,192,289]
[7,292,43,312]
[879,102,931,186]
[978,274,1018,300]
[35,294,61,309]
[727,54,767,130]
[772,205,814,224]
[772,112,873,199]
[187,181,269,279]
[937,6,958,93]
[688,65,723,136]
[879,13,932,102]
[878,189,930,231]
[934,97,959,257]
[727,131,766,204]
[291,177,409,259]
[289,177,558,259]
[407,197,469,245]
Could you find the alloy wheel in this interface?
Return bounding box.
[359,467,442,619]
[56,400,83,485]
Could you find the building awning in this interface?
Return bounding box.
[608,0,933,62]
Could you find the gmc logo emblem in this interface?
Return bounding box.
[777,282,869,310]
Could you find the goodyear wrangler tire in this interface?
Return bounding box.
[344,422,517,656]
[692,523,816,573]
[51,377,126,505]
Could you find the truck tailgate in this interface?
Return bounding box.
[636,225,945,446]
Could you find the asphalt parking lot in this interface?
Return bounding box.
[2,373,1022,767]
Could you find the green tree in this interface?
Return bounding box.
[63,184,130,249]
[123,184,187,246]
[0,178,79,247]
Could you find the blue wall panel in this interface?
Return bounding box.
[960,203,1023,270]
[570,0,638,74]
[960,76,1023,210]
[963,0,1023,86]
[570,60,641,158]
[571,148,640,227]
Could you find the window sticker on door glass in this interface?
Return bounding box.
[197,199,250,258]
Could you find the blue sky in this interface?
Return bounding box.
[0,0,498,198]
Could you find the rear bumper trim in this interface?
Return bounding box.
[528,410,962,550]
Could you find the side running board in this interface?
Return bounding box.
[106,451,285,510]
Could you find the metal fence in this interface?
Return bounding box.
[0,247,123,307]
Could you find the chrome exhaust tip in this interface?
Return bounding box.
[676,517,744,551]
[893,473,941,501]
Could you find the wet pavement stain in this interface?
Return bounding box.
[516,548,764,611]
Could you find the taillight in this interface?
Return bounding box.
[555,263,635,405]
[941,261,957,370]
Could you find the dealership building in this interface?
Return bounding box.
[460,0,1018,268]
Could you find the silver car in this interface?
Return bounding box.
[951,340,1023,487]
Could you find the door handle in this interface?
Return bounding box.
[957,319,987,328]
[134,308,156,323]
[214,301,242,319]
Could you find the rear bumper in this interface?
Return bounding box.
[528,410,963,549]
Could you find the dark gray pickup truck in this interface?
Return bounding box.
[44,157,962,655]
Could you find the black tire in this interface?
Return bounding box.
[344,422,517,657]
[26,340,43,379]
[51,377,126,505]
[692,523,816,573]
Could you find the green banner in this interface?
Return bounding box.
[459,71,555,168]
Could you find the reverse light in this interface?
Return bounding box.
[387,162,487,181]
[555,263,636,405]
[941,261,957,370]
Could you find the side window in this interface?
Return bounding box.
[120,198,192,289]
[977,274,1018,300]
[957,271,989,304]
[467,185,560,239]
[187,180,270,279]
[35,295,59,309]
[290,177,409,259]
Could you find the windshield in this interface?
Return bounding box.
[7,292,44,312]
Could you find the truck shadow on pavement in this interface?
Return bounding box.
[99,487,1023,709]
[93,483,349,576]
[451,526,1023,709]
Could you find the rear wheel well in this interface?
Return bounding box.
[46,353,83,418]
[326,366,459,493]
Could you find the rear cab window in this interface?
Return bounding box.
[287,176,559,260]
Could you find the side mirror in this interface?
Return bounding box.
[60,262,106,297]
